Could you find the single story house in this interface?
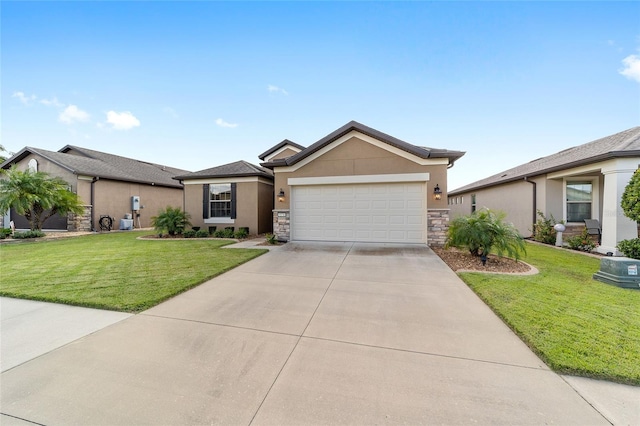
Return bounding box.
[173,161,275,235]
[1,145,188,231]
[262,121,465,245]
[178,121,464,245]
[448,126,640,255]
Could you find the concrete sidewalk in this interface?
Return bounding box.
[1,242,637,425]
[0,298,131,372]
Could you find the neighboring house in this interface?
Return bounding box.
[448,127,640,256]
[174,161,274,235]
[1,145,188,231]
[260,121,465,245]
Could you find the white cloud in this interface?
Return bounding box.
[59,105,90,124]
[12,91,37,105]
[215,118,238,128]
[40,97,64,107]
[268,84,289,95]
[620,54,640,82]
[106,111,140,130]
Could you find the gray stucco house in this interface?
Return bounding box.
[448,127,640,255]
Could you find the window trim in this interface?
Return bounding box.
[563,176,599,224]
[202,182,237,223]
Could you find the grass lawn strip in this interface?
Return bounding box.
[459,242,640,386]
[0,231,267,313]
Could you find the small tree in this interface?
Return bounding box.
[0,167,84,230]
[446,208,526,261]
[621,168,640,222]
[151,206,191,236]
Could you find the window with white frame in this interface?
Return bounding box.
[209,184,232,218]
[566,181,592,222]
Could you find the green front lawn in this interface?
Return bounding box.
[460,243,640,385]
[0,232,267,313]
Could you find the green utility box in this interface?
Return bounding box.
[593,257,640,289]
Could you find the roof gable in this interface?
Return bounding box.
[1,145,189,188]
[258,139,306,161]
[450,126,640,195]
[260,121,465,169]
[173,160,273,180]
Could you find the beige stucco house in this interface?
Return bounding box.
[174,161,274,235]
[260,121,465,245]
[448,127,640,255]
[1,145,187,231]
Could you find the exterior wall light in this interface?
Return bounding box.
[433,184,442,200]
[278,188,285,202]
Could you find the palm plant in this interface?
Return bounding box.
[151,206,191,236]
[0,167,84,230]
[446,208,525,261]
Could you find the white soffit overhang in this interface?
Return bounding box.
[288,173,430,186]
[276,130,448,173]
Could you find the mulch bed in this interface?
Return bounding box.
[432,247,532,274]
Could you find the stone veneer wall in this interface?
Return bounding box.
[273,209,290,241]
[427,209,449,247]
[68,205,92,231]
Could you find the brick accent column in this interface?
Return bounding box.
[68,205,92,231]
[273,209,290,241]
[427,209,449,247]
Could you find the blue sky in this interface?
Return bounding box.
[2,1,639,190]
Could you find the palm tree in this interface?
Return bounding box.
[446,208,526,261]
[0,167,84,230]
[151,206,191,236]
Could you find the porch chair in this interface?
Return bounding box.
[583,219,602,244]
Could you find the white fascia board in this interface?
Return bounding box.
[275,131,448,173]
[264,145,302,162]
[183,176,272,185]
[77,175,95,181]
[547,161,609,179]
[288,173,430,186]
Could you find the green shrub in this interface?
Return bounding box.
[12,230,46,239]
[532,210,562,245]
[566,228,596,252]
[213,229,234,238]
[183,230,197,238]
[0,228,12,239]
[265,233,278,245]
[447,208,525,260]
[234,229,248,239]
[617,238,640,259]
[151,206,191,236]
[195,229,209,238]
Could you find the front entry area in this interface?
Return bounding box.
[290,182,426,243]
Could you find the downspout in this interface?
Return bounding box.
[90,177,99,231]
[524,177,537,231]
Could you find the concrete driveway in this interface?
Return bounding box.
[0,242,619,424]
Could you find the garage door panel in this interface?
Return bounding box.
[291,182,426,243]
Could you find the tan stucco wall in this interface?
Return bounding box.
[270,148,299,161]
[13,153,78,191]
[449,179,537,236]
[273,136,449,209]
[184,180,273,234]
[93,180,183,228]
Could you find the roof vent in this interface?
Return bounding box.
[501,174,507,178]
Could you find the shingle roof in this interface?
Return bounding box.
[260,120,465,168]
[173,160,273,180]
[258,139,306,161]
[1,145,189,188]
[449,126,640,195]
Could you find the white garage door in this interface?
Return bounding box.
[291,182,426,243]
